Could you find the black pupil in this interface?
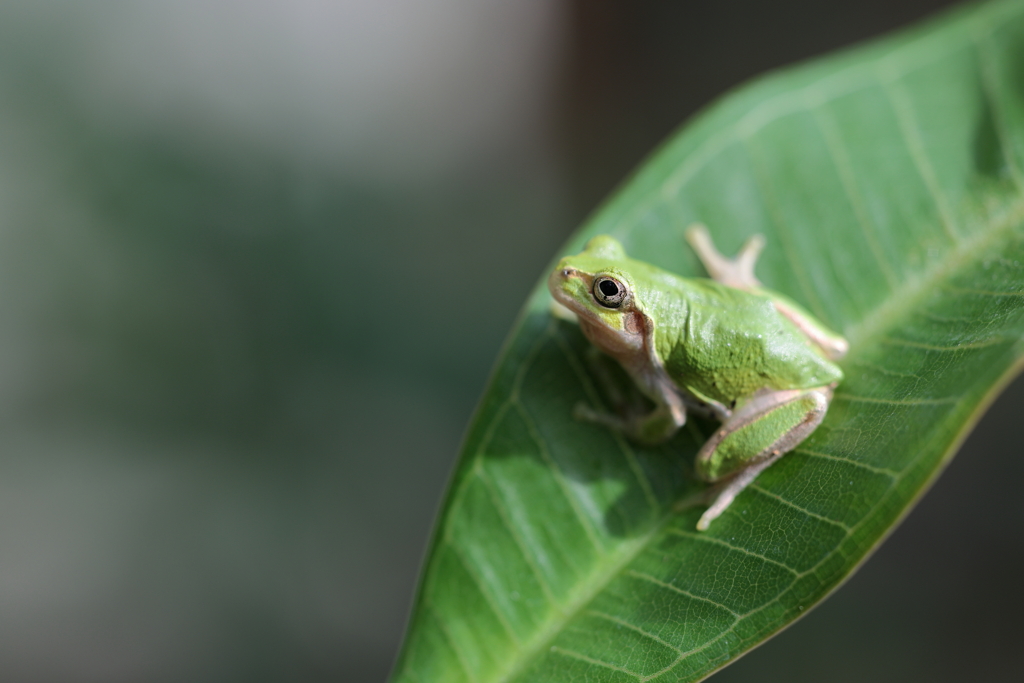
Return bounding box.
[599,280,620,298]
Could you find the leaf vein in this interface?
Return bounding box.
[846,357,924,380]
[444,535,526,649]
[747,484,853,531]
[741,135,832,322]
[811,102,899,290]
[880,334,1007,351]
[640,627,736,682]
[943,284,1024,298]
[547,646,641,679]
[426,600,479,683]
[795,447,900,478]
[474,466,562,610]
[551,324,660,512]
[511,400,607,555]
[833,392,959,406]
[585,609,685,655]
[880,74,961,242]
[625,569,741,618]
[667,529,801,575]
[509,326,607,555]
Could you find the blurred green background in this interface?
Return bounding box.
[1,1,1021,681]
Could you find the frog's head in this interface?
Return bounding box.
[548,236,650,356]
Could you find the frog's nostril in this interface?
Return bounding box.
[562,268,575,278]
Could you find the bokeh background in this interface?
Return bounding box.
[1,1,1020,681]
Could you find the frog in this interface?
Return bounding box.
[547,224,847,530]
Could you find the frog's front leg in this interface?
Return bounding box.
[575,346,733,445]
[692,386,832,530]
[574,360,689,445]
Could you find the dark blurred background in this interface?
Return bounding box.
[1,1,1021,682]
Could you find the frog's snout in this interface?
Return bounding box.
[548,264,580,304]
[548,264,577,288]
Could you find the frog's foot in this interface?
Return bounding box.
[685,223,764,291]
[574,347,687,445]
[692,386,831,530]
[695,452,786,530]
[573,401,682,446]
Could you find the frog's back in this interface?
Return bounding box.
[649,279,843,405]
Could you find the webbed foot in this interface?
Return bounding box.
[685,223,764,291]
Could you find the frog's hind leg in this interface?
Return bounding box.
[691,387,831,530]
[695,450,785,531]
[685,223,764,291]
[686,223,848,360]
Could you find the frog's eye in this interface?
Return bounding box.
[593,276,627,308]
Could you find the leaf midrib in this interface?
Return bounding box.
[845,193,1024,352]
[491,525,656,683]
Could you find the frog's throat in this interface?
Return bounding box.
[577,310,644,358]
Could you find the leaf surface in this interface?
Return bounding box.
[392,2,1024,681]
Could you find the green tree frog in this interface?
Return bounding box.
[548,225,847,530]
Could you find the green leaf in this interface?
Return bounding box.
[391,1,1024,681]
